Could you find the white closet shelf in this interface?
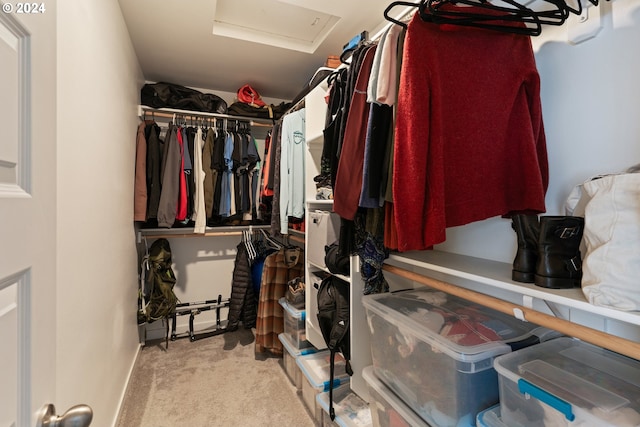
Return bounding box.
[307,260,351,283]
[386,250,640,327]
[384,251,640,360]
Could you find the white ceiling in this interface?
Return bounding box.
[119,0,399,101]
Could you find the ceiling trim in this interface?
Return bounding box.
[211,0,341,53]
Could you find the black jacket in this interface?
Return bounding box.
[227,242,257,330]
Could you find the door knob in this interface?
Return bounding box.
[36,403,93,427]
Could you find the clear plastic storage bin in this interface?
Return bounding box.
[362,366,430,427]
[476,405,507,427]
[362,288,559,427]
[297,351,351,424]
[494,337,640,427]
[278,332,316,391]
[279,297,312,349]
[316,383,372,427]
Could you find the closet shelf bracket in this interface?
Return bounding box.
[567,1,603,45]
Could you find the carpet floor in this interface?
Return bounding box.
[115,328,316,427]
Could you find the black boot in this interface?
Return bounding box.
[534,216,584,289]
[511,214,539,283]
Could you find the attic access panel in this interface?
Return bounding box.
[212,0,340,53]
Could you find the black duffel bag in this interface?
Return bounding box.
[141,82,228,114]
[227,101,291,121]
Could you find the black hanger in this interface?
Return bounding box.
[384,0,608,37]
[383,0,541,35]
[339,47,354,64]
[383,1,421,29]
[422,0,548,36]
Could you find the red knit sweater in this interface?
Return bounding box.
[393,13,548,252]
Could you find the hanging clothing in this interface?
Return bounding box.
[145,122,164,222]
[232,131,244,217]
[202,127,216,219]
[267,122,281,193]
[157,125,181,228]
[260,131,274,199]
[336,43,371,159]
[392,13,548,251]
[279,108,306,234]
[367,27,388,103]
[227,242,257,331]
[270,120,284,236]
[175,128,188,222]
[333,44,377,221]
[384,25,406,204]
[382,26,406,250]
[134,121,150,221]
[355,208,389,295]
[136,117,267,228]
[211,128,226,220]
[184,127,196,222]
[192,127,207,233]
[375,23,403,106]
[219,132,234,217]
[359,104,393,208]
[321,68,348,187]
[175,127,188,222]
[258,131,273,222]
[255,247,304,355]
[248,135,261,221]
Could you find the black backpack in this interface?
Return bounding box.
[316,275,352,421]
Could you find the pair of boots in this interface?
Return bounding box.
[511,215,584,289]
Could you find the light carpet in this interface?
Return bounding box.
[116,328,316,427]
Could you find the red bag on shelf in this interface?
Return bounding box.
[237,84,266,107]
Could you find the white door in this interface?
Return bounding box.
[0,4,72,426]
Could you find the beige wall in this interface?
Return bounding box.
[56,1,144,425]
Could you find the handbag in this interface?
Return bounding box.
[566,171,640,310]
[237,84,266,107]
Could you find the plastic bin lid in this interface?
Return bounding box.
[316,384,372,427]
[494,337,640,425]
[278,297,305,321]
[278,333,317,357]
[296,351,350,391]
[362,288,552,362]
[361,366,430,427]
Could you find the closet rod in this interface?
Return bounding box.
[289,234,305,244]
[136,225,272,242]
[139,106,274,127]
[142,231,246,239]
[382,263,640,360]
